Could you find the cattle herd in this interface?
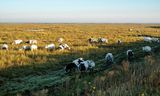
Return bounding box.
[0,36,160,73]
[64,36,159,73]
[1,38,70,51]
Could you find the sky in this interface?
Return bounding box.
[0,0,160,23]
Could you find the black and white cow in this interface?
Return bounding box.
[1,44,8,50]
[58,43,71,50]
[88,38,98,44]
[65,58,84,73]
[117,40,122,45]
[98,38,108,43]
[127,49,134,61]
[72,58,84,67]
[79,60,95,72]
[105,53,114,66]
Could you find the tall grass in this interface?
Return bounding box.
[0,24,160,95]
[44,55,160,96]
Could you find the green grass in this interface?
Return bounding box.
[55,54,160,96]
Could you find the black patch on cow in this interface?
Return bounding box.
[128,51,134,61]
[79,64,86,72]
[78,59,84,64]
[25,41,30,43]
[65,63,77,73]
[88,38,92,42]
[2,47,7,50]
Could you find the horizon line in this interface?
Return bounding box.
[0,22,160,24]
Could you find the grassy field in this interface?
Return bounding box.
[0,24,160,96]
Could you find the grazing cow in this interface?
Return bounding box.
[79,63,87,72]
[45,44,55,51]
[144,37,152,43]
[72,58,84,67]
[127,50,134,61]
[88,38,98,43]
[142,46,152,53]
[57,38,64,43]
[21,45,37,51]
[63,44,71,50]
[13,40,23,45]
[98,38,108,43]
[20,45,31,51]
[58,43,70,50]
[27,40,37,44]
[65,63,77,73]
[117,40,122,45]
[129,29,133,31]
[152,38,160,43]
[79,60,95,72]
[58,44,64,50]
[25,40,36,44]
[105,53,114,66]
[30,45,38,51]
[1,44,8,50]
[87,60,95,71]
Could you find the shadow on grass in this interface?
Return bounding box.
[128,34,160,38]
[147,26,160,29]
[0,39,160,78]
[0,37,160,95]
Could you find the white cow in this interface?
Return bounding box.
[129,29,133,31]
[142,46,152,52]
[29,40,37,44]
[1,44,8,50]
[105,53,114,65]
[87,60,95,70]
[144,37,152,43]
[45,44,55,51]
[30,45,38,51]
[13,40,23,44]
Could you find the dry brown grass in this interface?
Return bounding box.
[0,24,160,95]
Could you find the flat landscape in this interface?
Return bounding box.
[0,24,160,96]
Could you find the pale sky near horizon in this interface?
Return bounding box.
[0,0,160,23]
